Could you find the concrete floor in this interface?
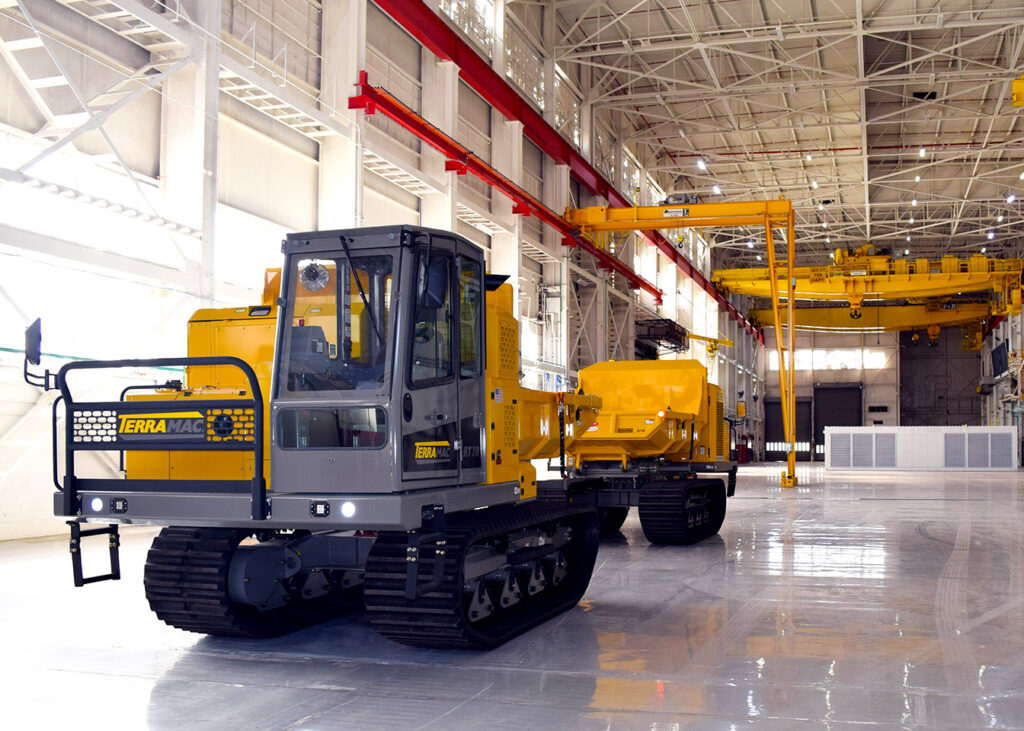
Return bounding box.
[3,463,1024,729]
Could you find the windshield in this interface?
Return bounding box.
[284,254,393,392]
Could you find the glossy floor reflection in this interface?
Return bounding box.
[4,464,1024,729]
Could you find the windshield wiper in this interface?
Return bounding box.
[338,235,384,348]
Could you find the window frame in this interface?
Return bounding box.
[407,248,457,389]
[457,254,483,379]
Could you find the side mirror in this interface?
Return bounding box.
[417,257,448,309]
[23,318,53,390]
[25,318,42,366]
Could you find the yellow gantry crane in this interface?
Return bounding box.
[566,198,800,487]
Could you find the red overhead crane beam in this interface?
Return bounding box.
[371,0,759,340]
[349,72,663,301]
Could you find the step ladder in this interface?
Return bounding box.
[68,520,121,587]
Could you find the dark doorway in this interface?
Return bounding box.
[765,398,812,461]
[813,385,863,461]
[899,328,980,425]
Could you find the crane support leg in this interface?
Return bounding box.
[764,213,798,487]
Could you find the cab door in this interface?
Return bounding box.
[455,244,486,485]
[400,239,460,481]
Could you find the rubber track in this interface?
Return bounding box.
[637,478,727,545]
[363,502,599,650]
[144,527,356,638]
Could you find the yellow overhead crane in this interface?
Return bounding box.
[747,301,994,349]
[566,198,800,487]
[688,333,734,355]
[714,244,1024,319]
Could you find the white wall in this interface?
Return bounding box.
[764,330,900,426]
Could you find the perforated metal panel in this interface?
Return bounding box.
[852,434,874,467]
[830,433,851,467]
[944,434,966,468]
[990,433,1013,468]
[874,433,896,467]
[715,395,725,457]
[968,432,989,468]
[503,404,517,450]
[498,321,518,378]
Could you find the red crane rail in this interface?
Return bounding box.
[371,0,759,339]
[349,72,663,301]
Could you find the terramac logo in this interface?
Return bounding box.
[414,440,452,462]
[118,412,205,440]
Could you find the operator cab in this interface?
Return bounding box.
[271,226,487,495]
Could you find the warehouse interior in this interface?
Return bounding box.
[1,0,1024,727]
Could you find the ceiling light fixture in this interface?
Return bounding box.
[747,240,754,248]
[756,254,763,261]
[919,147,926,157]
[912,198,918,206]
[904,248,910,255]
[712,184,722,195]
[811,180,819,189]
[988,231,995,240]
[909,217,915,223]
[915,175,921,182]
[981,247,987,253]
[822,222,828,228]
[998,215,1004,222]
[818,203,824,211]
[906,235,911,242]
[806,153,812,161]
[1008,194,1017,204]
[826,237,831,243]
[697,158,707,171]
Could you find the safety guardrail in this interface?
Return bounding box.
[54,356,267,520]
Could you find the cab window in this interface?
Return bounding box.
[458,256,482,378]
[410,253,453,386]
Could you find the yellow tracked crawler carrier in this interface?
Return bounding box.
[26,225,735,648]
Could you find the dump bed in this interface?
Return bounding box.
[570,359,727,470]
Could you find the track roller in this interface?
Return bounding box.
[144,527,360,638]
[638,478,727,545]
[363,502,600,649]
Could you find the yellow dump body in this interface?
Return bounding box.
[569,360,726,470]
[483,282,600,498]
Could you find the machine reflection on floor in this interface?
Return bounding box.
[3,463,1024,729]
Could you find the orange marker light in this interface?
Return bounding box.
[657,410,666,419]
